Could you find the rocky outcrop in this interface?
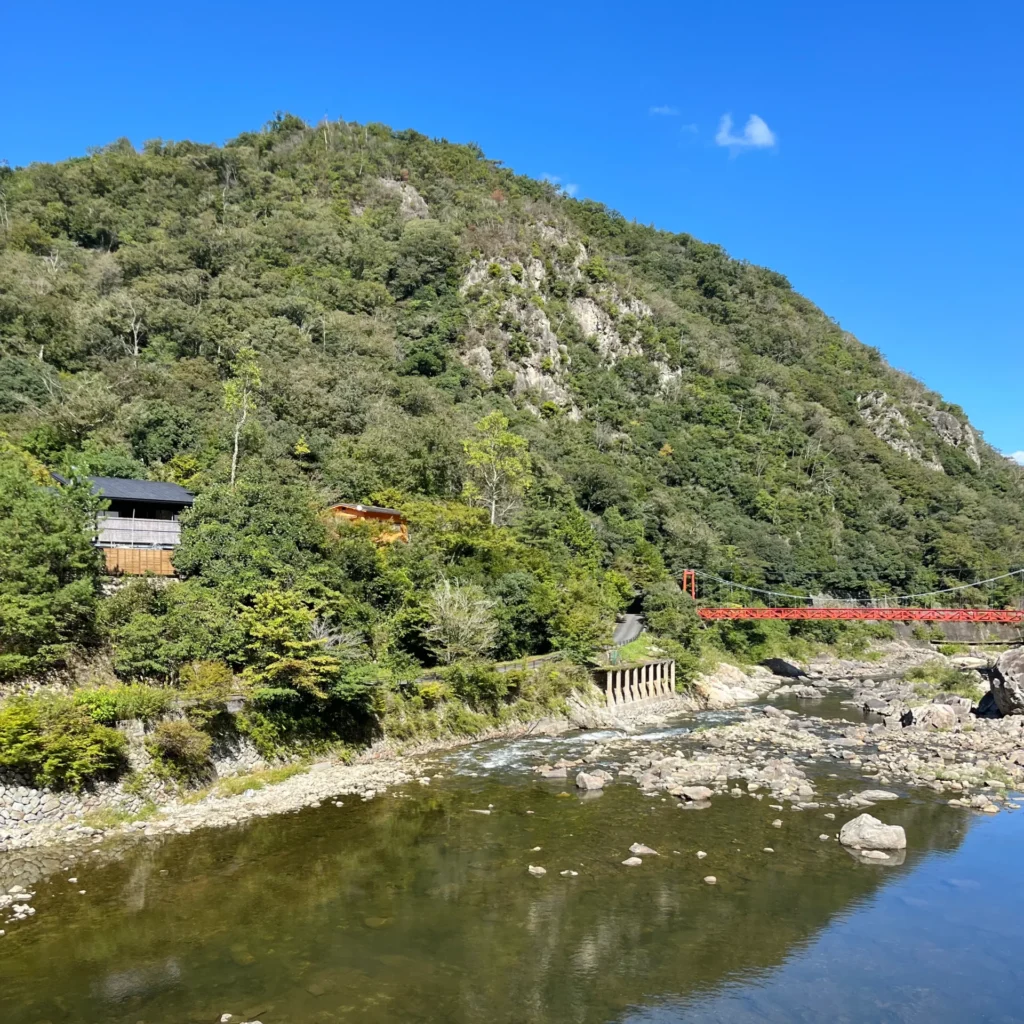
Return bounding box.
[856,391,982,470]
[839,813,907,851]
[916,406,981,467]
[373,177,429,219]
[856,392,943,471]
[569,297,642,366]
[991,649,1024,716]
[693,663,777,708]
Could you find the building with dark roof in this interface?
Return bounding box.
[54,474,195,576]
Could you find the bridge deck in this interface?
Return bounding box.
[697,607,1024,624]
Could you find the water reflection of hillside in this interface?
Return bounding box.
[1,779,971,1024]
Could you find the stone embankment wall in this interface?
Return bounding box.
[0,716,267,852]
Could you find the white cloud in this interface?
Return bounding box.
[715,113,777,150]
[541,173,578,197]
[649,105,679,116]
[1008,451,1024,465]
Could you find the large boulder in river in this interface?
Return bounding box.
[575,771,606,791]
[990,649,1024,716]
[909,703,958,730]
[931,694,974,720]
[839,813,907,851]
[761,658,806,678]
[679,786,714,802]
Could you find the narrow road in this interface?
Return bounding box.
[612,613,644,646]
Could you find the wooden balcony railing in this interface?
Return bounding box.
[95,515,181,549]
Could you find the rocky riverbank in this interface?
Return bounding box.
[528,643,1024,864]
[0,685,704,865]
[3,641,1021,872]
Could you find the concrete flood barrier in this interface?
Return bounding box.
[599,659,676,707]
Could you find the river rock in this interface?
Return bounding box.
[679,786,713,802]
[622,856,642,867]
[910,704,957,730]
[858,790,899,802]
[762,706,788,719]
[629,843,658,856]
[528,865,546,877]
[839,813,907,851]
[539,767,568,779]
[771,684,824,699]
[575,772,606,791]
[991,649,1024,716]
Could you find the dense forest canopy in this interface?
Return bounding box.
[2,113,1023,706]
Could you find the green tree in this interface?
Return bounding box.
[224,346,261,486]
[240,589,346,699]
[642,580,702,650]
[0,447,101,678]
[463,412,533,526]
[423,578,497,664]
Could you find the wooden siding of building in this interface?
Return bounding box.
[103,547,177,576]
[329,505,409,544]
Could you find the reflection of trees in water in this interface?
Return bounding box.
[2,784,971,1024]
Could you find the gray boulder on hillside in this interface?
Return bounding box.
[839,813,907,851]
[991,649,1024,716]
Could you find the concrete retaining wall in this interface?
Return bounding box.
[598,660,675,707]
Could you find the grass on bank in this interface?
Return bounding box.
[82,800,159,831]
[905,659,985,700]
[181,763,313,804]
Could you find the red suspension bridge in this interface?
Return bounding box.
[681,569,1024,625]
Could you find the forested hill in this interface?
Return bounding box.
[2,115,1023,686]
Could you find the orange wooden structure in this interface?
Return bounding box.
[329,503,409,544]
[103,548,177,576]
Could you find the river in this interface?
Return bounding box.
[2,705,1023,1023]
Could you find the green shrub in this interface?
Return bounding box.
[441,702,491,736]
[146,719,212,780]
[0,695,128,790]
[444,662,509,712]
[905,659,983,698]
[416,680,449,707]
[181,660,236,725]
[73,684,174,725]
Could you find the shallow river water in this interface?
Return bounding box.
[3,710,1024,1024]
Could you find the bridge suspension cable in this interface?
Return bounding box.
[688,567,1024,606]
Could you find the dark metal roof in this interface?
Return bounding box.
[85,476,194,505]
[331,502,404,518]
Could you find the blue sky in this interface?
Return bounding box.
[6,1,1022,459]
